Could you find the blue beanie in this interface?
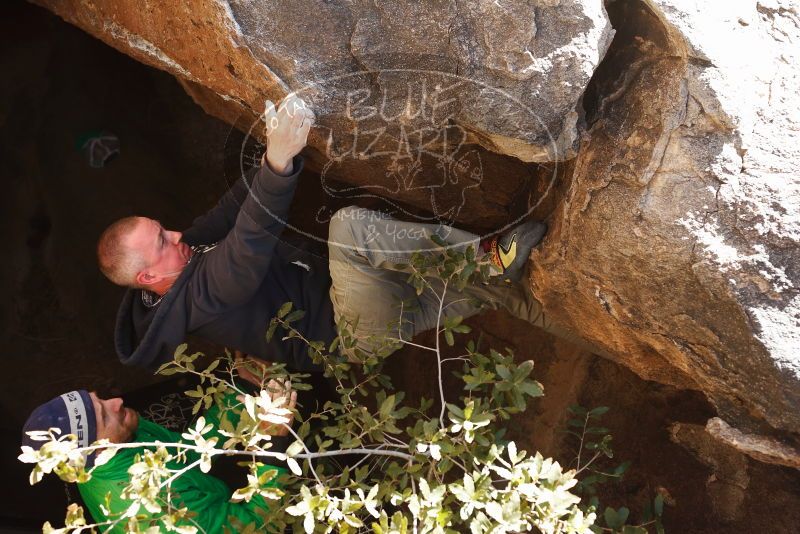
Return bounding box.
[22,390,98,466]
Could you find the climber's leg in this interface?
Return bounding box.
[328,206,558,357]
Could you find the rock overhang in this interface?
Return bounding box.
[31,0,800,455]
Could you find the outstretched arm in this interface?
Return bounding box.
[181,95,315,247]
[181,168,255,247]
[192,95,314,309]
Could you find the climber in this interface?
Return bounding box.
[97,93,557,372]
[20,369,296,533]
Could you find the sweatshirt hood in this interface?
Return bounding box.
[114,260,198,370]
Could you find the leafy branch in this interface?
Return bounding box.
[22,241,602,534]
[565,406,667,534]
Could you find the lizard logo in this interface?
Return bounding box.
[226,58,560,256]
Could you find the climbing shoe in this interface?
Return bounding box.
[483,220,547,282]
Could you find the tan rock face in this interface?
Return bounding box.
[532,0,800,439]
[32,0,613,230]
[33,0,799,443]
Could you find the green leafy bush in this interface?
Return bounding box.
[19,243,660,533]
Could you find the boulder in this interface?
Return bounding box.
[31,0,800,448]
[32,0,613,227]
[530,0,800,443]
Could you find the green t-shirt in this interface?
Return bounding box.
[77,393,286,533]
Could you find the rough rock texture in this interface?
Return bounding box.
[31,0,613,227]
[670,421,751,522]
[530,0,800,443]
[705,417,800,469]
[31,0,800,449]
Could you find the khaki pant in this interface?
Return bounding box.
[326,207,596,357]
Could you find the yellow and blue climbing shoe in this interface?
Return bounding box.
[483,220,547,282]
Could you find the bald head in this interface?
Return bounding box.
[98,216,191,292]
[97,216,146,287]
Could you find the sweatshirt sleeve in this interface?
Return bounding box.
[77,395,291,533]
[192,156,303,311]
[193,392,291,531]
[78,462,287,534]
[180,166,258,247]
